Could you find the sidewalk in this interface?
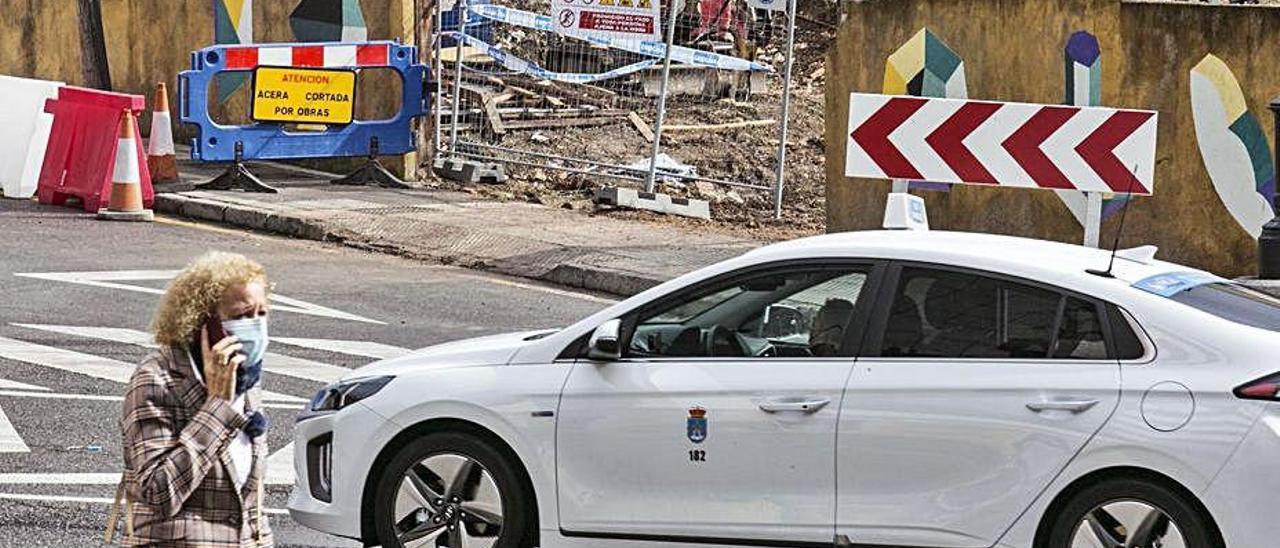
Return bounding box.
[157,161,764,297]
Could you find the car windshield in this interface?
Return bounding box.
[1167,283,1280,332]
[647,286,743,324]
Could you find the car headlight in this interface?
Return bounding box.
[309,376,394,413]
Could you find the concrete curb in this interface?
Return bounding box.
[541,263,662,297]
[155,194,663,297]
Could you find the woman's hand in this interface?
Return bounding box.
[201,327,242,401]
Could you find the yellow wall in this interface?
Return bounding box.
[0,0,405,134]
[826,0,1280,276]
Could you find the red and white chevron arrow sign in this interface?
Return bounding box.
[845,93,1159,195]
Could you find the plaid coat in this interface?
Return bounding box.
[119,346,273,547]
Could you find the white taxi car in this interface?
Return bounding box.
[289,230,1280,548]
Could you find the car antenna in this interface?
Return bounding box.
[1086,168,1140,279]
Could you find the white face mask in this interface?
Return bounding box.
[221,316,269,367]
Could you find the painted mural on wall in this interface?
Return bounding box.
[1190,54,1277,239]
[214,0,253,103]
[884,28,967,99]
[1057,31,1130,226]
[884,28,966,192]
[290,0,369,43]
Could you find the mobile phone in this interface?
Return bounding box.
[205,317,228,347]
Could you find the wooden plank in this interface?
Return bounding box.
[662,119,777,132]
[629,111,654,143]
[500,117,622,130]
[500,108,629,119]
[483,93,512,135]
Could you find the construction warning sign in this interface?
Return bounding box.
[552,0,661,42]
[251,66,356,125]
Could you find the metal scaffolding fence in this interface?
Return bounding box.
[428,0,838,218]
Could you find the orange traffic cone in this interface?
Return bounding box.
[98,110,154,222]
[146,82,179,183]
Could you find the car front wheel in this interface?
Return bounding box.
[1044,477,1222,548]
[373,431,532,548]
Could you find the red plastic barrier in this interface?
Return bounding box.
[37,86,153,212]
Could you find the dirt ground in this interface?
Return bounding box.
[423,3,838,243]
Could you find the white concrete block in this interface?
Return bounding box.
[0,75,63,199]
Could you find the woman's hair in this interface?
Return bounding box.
[152,251,268,347]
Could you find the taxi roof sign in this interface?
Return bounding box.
[251,66,356,125]
[883,192,929,231]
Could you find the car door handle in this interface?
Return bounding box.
[759,397,830,414]
[1026,399,1100,414]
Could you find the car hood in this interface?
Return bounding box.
[344,329,559,379]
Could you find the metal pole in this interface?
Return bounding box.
[434,0,446,156]
[644,0,683,193]
[449,0,468,156]
[1259,98,1280,279]
[771,0,798,219]
[1083,192,1103,248]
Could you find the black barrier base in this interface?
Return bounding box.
[331,158,412,189]
[331,137,412,189]
[196,142,279,193]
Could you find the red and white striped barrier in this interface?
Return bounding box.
[223,43,393,70]
[845,93,1159,195]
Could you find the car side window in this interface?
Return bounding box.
[1052,297,1107,359]
[626,267,871,359]
[880,267,1107,360]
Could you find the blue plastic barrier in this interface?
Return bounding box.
[179,40,428,162]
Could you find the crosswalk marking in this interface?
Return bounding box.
[0,444,296,485]
[0,473,119,484]
[274,337,411,360]
[15,270,386,324]
[0,336,304,403]
[266,442,295,485]
[0,336,139,384]
[0,406,29,453]
[257,353,349,384]
[13,324,352,385]
[0,377,48,391]
[13,324,153,346]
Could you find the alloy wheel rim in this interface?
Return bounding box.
[393,452,504,548]
[1070,499,1186,548]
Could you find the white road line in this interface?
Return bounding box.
[12,324,349,385]
[267,293,386,325]
[0,336,136,383]
[13,324,153,347]
[0,336,305,403]
[266,442,295,485]
[0,390,121,403]
[0,473,119,484]
[0,446,296,485]
[257,353,350,384]
[0,378,48,391]
[14,270,385,324]
[0,406,29,453]
[0,492,289,514]
[274,337,410,360]
[0,390,304,410]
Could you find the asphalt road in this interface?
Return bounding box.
[0,199,612,547]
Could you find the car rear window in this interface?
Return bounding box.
[1166,283,1280,332]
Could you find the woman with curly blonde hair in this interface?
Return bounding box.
[110,251,274,547]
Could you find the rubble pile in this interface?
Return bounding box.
[431,0,840,240]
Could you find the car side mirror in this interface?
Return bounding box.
[587,319,622,361]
